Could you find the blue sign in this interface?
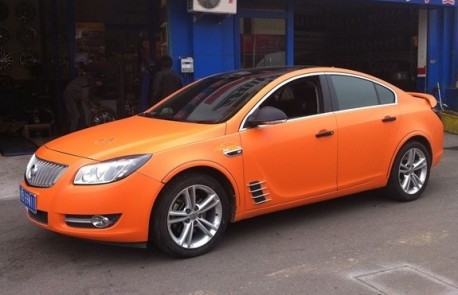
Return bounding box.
[377,0,455,5]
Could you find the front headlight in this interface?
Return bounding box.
[74,154,151,185]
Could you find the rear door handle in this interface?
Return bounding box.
[315,130,334,138]
[382,116,397,123]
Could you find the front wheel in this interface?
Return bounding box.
[150,173,230,258]
[385,141,431,202]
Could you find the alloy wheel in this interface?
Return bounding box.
[167,184,223,249]
[398,147,428,195]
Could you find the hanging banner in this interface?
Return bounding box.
[376,0,455,5]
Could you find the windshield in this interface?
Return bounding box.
[142,68,296,124]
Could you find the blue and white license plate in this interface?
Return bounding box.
[19,186,37,214]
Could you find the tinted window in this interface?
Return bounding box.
[375,84,395,104]
[259,76,322,119]
[330,75,379,111]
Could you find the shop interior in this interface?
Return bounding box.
[293,0,419,91]
[0,0,158,141]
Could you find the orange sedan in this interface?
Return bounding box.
[20,67,443,257]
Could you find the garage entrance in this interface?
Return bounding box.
[294,0,419,91]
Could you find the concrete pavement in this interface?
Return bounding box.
[1,154,30,201]
[1,136,49,201]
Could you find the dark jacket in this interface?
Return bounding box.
[151,68,182,104]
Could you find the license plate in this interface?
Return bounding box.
[19,186,37,214]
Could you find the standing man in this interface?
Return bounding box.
[151,55,182,105]
[64,62,91,132]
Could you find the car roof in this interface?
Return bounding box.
[208,66,308,79]
[206,66,371,81]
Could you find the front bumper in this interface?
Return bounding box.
[20,148,164,243]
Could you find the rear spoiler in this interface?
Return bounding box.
[407,92,437,108]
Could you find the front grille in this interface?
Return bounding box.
[25,155,68,188]
[28,209,48,224]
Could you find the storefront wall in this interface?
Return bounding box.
[168,0,458,109]
[428,6,458,109]
[168,1,237,79]
[2,0,457,133]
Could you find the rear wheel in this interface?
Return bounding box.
[150,173,230,258]
[386,141,431,202]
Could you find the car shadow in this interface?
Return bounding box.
[1,188,413,269]
[222,189,399,248]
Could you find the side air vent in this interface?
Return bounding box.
[248,181,270,204]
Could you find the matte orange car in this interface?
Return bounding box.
[20,67,443,257]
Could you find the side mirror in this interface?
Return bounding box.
[247,106,288,127]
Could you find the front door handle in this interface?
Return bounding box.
[382,116,397,123]
[315,130,334,138]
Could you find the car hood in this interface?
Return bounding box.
[45,116,226,160]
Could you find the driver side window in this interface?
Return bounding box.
[260,76,322,119]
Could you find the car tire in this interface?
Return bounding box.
[90,107,116,126]
[150,173,230,258]
[385,141,431,202]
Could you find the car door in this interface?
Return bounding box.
[326,74,400,190]
[239,75,338,211]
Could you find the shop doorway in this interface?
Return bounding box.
[239,17,286,69]
[294,0,419,91]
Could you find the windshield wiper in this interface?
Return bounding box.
[138,112,155,118]
[138,112,185,122]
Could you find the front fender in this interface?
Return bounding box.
[137,134,245,210]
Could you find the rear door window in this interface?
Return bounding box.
[375,84,395,105]
[329,75,395,111]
